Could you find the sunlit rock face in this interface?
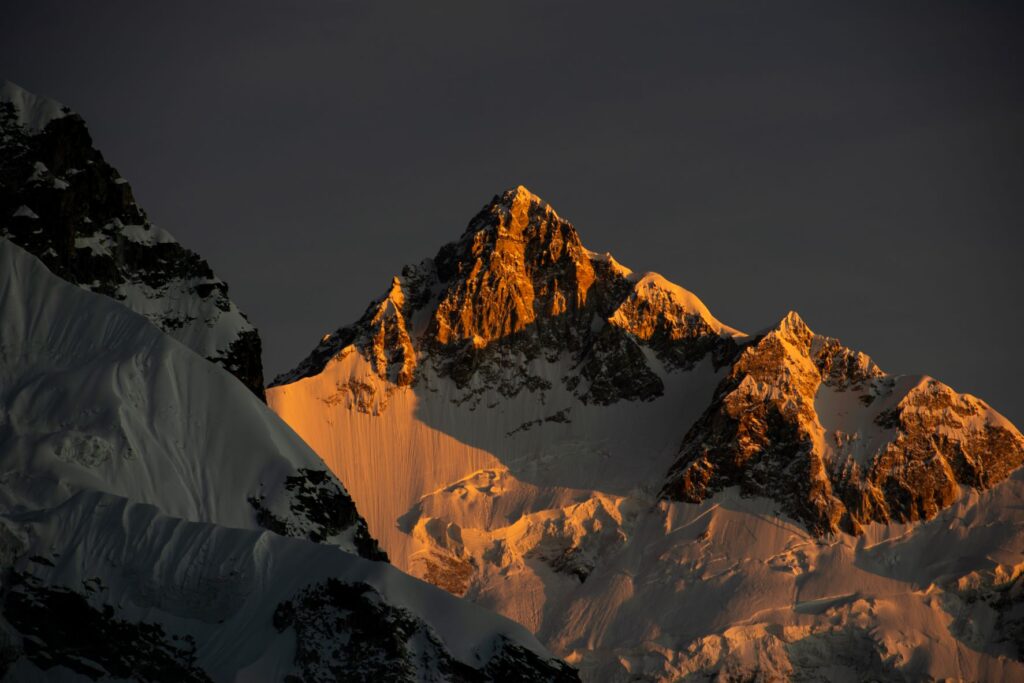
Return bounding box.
[269,186,1024,681]
[662,311,1024,535]
[0,81,265,399]
[273,185,740,407]
[431,185,597,347]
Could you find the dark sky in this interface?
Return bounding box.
[4,1,1023,423]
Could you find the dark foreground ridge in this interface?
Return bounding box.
[0,80,265,399]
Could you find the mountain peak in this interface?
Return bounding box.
[463,185,568,241]
[505,183,540,200]
[496,184,545,209]
[430,186,594,349]
[774,310,812,340]
[278,186,743,400]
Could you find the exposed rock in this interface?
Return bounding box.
[248,467,387,561]
[3,572,212,682]
[267,185,1024,680]
[273,578,580,682]
[415,551,476,596]
[275,186,1023,541]
[0,81,265,399]
[661,312,1024,535]
[273,186,739,410]
[0,489,576,683]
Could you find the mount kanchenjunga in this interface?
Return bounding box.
[269,186,1024,681]
[0,81,265,398]
[0,237,578,681]
[273,185,1022,536]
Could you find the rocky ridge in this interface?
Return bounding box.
[269,186,1024,681]
[273,185,742,407]
[0,80,265,398]
[278,185,1024,539]
[661,311,1024,535]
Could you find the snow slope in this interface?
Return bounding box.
[0,238,377,555]
[0,237,576,681]
[0,81,67,131]
[270,187,1024,681]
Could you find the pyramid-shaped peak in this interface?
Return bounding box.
[487,185,563,220]
[487,184,569,216]
[498,184,544,206]
[780,310,807,327]
[463,185,572,242]
[772,310,814,341]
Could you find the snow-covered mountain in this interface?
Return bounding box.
[0,237,578,681]
[270,186,1024,681]
[0,81,265,399]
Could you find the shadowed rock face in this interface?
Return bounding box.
[0,84,265,399]
[274,578,580,682]
[4,573,212,683]
[248,467,387,561]
[274,186,737,407]
[661,312,1024,535]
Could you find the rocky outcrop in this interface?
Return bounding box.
[273,186,740,408]
[661,311,1024,535]
[0,491,579,682]
[274,578,580,682]
[248,467,387,561]
[0,81,265,399]
[3,572,212,682]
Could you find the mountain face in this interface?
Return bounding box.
[0,81,265,399]
[270,187,1024,681]
[0,237,577,681]
[662,311,1024,536]
[273,186,742,407]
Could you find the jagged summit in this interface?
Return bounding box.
[459,185,561,240]
[487,185,555,216]
[486,184,551,215]
[274,184,1023,537]
[272,187,737,403]
[661,305,1022,535]
[268,186,1024,680]
[776,309,809,333]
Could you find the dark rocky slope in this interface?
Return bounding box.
[0,80,265,398]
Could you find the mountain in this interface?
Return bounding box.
[0,81,265,399]
[0,237,578,681]
[662,310,1024,536]
[269,186,1024,681]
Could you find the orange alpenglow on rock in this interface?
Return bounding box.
[268,186,1024,682]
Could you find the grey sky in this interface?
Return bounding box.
[3,1,1022,422]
